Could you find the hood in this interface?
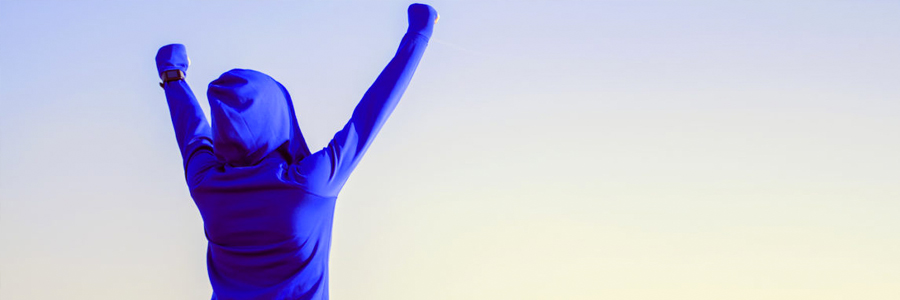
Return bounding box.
[207,69,311,166]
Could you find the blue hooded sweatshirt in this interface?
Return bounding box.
[155,4,436,299]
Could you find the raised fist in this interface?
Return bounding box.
[407,3,438,39]
[156,43,190,77]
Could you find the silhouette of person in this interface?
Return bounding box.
[155,4,437,299]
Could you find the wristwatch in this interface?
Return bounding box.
[159,69,185,88]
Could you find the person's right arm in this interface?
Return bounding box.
[298,4,438,197]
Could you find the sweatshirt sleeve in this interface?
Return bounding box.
[299,22,433,197]
[157,44,217,186]
[163,80,217,186]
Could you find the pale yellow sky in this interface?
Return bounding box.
[1,1,898,299]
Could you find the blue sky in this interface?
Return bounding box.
[2,1,899,299]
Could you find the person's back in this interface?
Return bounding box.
[195,154,339,299]
[155,4,438,299]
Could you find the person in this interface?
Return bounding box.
[154,4,437,299]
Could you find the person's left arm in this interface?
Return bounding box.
[157,44,216,186]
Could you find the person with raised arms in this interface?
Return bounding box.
[154,4,438,299]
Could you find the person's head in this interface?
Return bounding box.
[207,69,310,166]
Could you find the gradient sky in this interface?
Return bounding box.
[1,1,898,299]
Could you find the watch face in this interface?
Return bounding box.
[165,70,182,80]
